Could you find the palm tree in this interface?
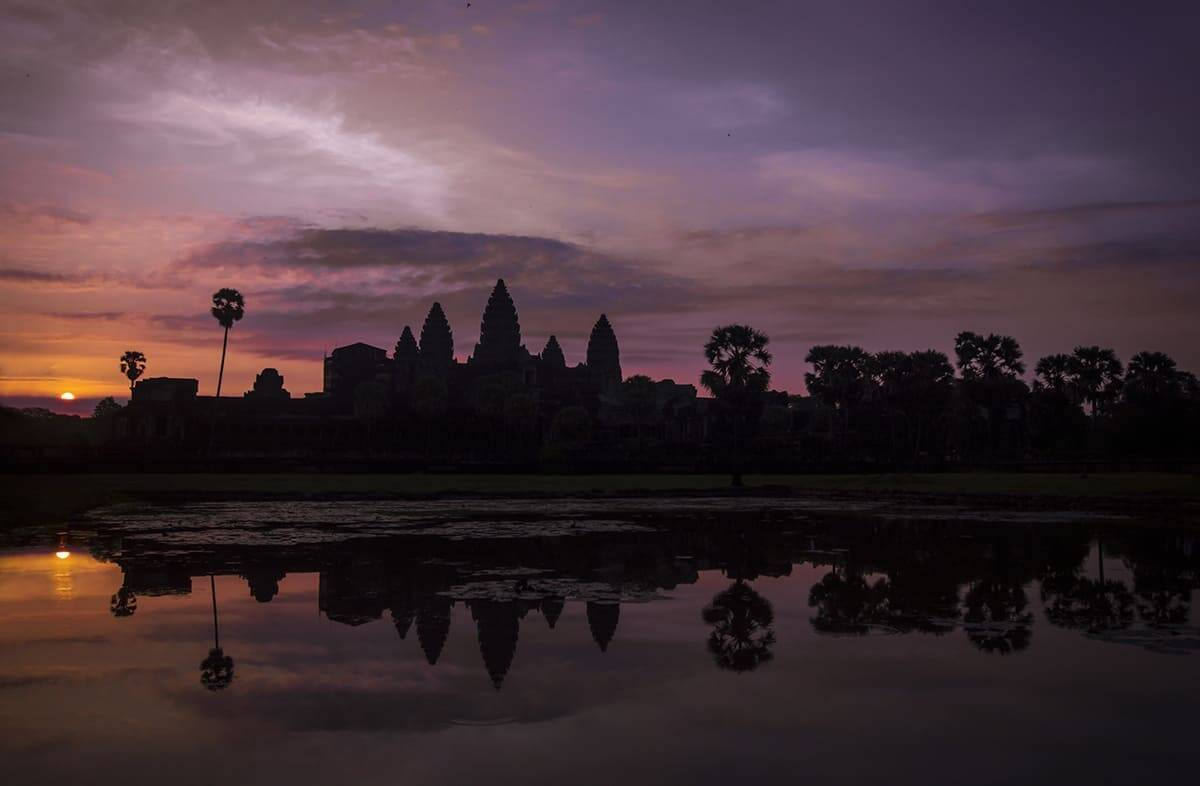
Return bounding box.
[953,332,1028,456]
[804,344,872,451]
[1034,354,1074,396]
[1067,345,1123,421]
[702,325,771,487]
[1125,351,1182,403]
[119,350,146,397]
[872,349,954,463]
[954,331,1025,381]
[210,288,245,398]
[199,575,234,690]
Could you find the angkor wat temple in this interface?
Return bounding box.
[111,279,715,468]
[321,278,625,410]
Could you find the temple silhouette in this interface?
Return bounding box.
[113,278,708,468]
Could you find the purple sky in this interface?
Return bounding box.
[2,0,1199,410]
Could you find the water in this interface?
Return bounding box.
[2,498,1198,785]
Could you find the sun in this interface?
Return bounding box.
[60,392,75,400]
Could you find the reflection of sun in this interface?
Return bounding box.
[60,392,75,400]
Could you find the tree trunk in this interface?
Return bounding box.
[210,574,220,649]
[731,411,743,487]
[216,326,230,398]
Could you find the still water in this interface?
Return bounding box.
[2,498,1198,785]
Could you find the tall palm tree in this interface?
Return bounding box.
[119,350,146,397]
[702,324,771,487]
[210,288,245,398]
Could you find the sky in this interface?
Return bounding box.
[2,0,1199,412]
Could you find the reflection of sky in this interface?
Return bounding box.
[3,2,1200,409]
[1,548,1197,785]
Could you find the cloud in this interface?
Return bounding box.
[0,267,73,283]
[677,83,785,130]
[0,202,92,227]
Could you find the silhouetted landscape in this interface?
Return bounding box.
[3,2,1199,785]
[3,278,1197,477]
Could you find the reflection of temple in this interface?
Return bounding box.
[95,516,1200,685]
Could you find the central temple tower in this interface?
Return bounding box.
[472,279,527,367]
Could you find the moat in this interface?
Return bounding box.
[2,498,1197,785]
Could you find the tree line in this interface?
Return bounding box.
[704,324,1199,476]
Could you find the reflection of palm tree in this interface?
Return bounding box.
[199,575,234,690]
[109,586,137,617]
[702,581,776,672]
[1041,539,1134,633]
[808,570,888,635]
[210,288,245,398]
[962,579,1033,655]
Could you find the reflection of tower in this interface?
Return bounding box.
[243,567,286,603]
[586,601,620,653]
[416,596,453,665]
[471,600,521,689]
[318,565,386,626]
[391,598,416,640]
[540,596,565,629]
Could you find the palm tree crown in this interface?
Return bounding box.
[210,288,245,398]
[701,324,772,397]
[210,288,245,329]
[119,350,146,393]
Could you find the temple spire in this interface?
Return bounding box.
[394,326,418,361]
[586,314,621,388]
[472,279,523,366]
[419,303,454,375]
[541,335,566,368]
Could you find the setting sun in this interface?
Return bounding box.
[60,392,75,401]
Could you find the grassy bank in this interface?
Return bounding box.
[2,471,1197,529]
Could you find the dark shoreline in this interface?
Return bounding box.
[3,472,1198,531]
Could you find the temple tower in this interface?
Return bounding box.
[472,279,524,367]
[419,303,454,375]
[541,335,566,369]
[586,314,622,388]
[394,325,419,388]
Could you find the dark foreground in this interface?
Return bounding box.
[3,471,1199,529]
[1,496,1197,785]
